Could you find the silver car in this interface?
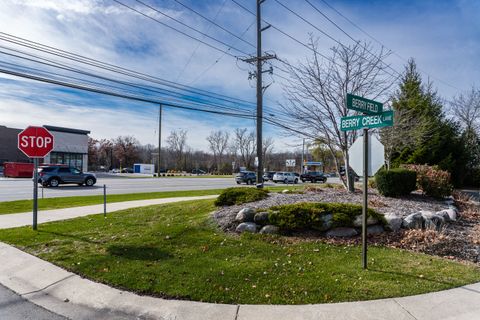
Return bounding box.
[272,172,298,184]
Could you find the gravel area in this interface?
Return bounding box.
[213,189,447,232]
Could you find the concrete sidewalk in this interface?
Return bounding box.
[0,195,479,319]
[0,195,217,229]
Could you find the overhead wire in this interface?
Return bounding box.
[309,0,462,91]
[0,32,258,107]
[115,0,250,56]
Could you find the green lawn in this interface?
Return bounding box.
[0,199,478,304]
[0,185,303,215]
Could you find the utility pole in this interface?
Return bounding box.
[242,0,275,187]
[158,104,162,177]
[301,138,305,174]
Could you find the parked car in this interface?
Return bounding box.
[272,172,298,184]
[38,165,97,187]
[121,167,133,173]
[262,171,276,181]
[339,166,359,182]
[192,169,206,174]
[235,171,257,185]
[300,171,327,183]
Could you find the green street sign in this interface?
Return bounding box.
[340,110,394,131]
[346,94,383,115]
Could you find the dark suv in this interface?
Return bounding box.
[300,171,327,183]
[235,171,257,185]
[38,165,97,187]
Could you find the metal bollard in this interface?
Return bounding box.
[103,184,107,218]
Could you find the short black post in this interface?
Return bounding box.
[103,184,107,218]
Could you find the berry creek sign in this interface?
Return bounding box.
[18,126,55,158]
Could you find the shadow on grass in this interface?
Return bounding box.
[107,245,173,261]
[369,268,465,287]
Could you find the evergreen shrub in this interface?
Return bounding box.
[375,168,417,197]
[267,202,384,231]
[214,187,269,206]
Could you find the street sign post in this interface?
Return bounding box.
[340,110,394,131]
[342,94,393,270]
[18,126,54,230]
[346,93,383,115]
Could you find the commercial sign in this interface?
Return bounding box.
[346,93,383,115]
[286,159,296,167]
[340,110,394,131]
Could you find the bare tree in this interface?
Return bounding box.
[262,137,275,170]
[206,130,229,172]
[113,136,140,168]
[281,39,395,191]
[451,87,480,135]
[166,129,188,170]
[232,128,256,169]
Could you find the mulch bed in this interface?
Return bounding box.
[213,188,480,265]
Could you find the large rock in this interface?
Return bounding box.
[235,208,256,222]
[254,211,270,225]
[435,210,451,222]
[382,213,403,232]
[259,225,280,234]
[402,212,424,229]
[424,214,446,231]
[326,227,358,238]
[367,225,384,235]
[446,207,458,221]
[235,222,259,233]
[312,214,333,232]
[353,215,378,227]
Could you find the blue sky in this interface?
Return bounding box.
[0,0,478,151]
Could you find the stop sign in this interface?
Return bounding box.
[18,126,55,158]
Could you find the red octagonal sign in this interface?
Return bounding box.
[18,126,55,158]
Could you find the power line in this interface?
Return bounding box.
[115,0,250,56]
[0,47,254,114]
[189,21,255,85]
[273,0,400,79]
[310,0,462,91]
[0,66,256,119]
[172,0,255,49]
[0,32,257,107]
[175,0,228,82]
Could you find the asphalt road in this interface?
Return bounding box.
[0,284,66,320]
[0,176,342,202]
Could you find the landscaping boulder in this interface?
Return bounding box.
[446,207,458,221]
[254,211,270,225]
[282,189,290,194]
[320,214,333,231]
[382,213,403,232]
[236,222,259,233]
[424,214,446,231]
[259,225,280,234]
[402,212,424,229]
[435,210,451,222]
[326,227,358,238]
[235,208,256,222]
[367,225,384,235]
[353,215,378,227]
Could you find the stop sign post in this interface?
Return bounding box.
[18,126,54,230]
